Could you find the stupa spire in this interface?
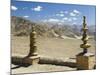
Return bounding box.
[28,26,38,57]
[80,16,91,53]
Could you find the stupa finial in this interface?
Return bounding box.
[80,16,91,53]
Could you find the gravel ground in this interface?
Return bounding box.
[12,64,76,74]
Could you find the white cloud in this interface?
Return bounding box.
[70,12,76,16]
[63,17,68,20]
[72,22,77,25]
[68,18,72,22]
[72,17,77,20]
[69,9,80,17]
[32,6,42,11]
[23,16,29,18]
[60,14,64,17]
[56,11,68,17]
[48,18,59,22]
[11,5,18,11]
[60,11,68,14]
[43,18,60,23]
[58,23,63,25]
[56,13,64,17]
[73,9,80,14]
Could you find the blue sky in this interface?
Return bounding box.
[11,0,96,25]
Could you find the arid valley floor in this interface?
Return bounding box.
[11,36,96,74]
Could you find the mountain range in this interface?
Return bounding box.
[11,16,95,38]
